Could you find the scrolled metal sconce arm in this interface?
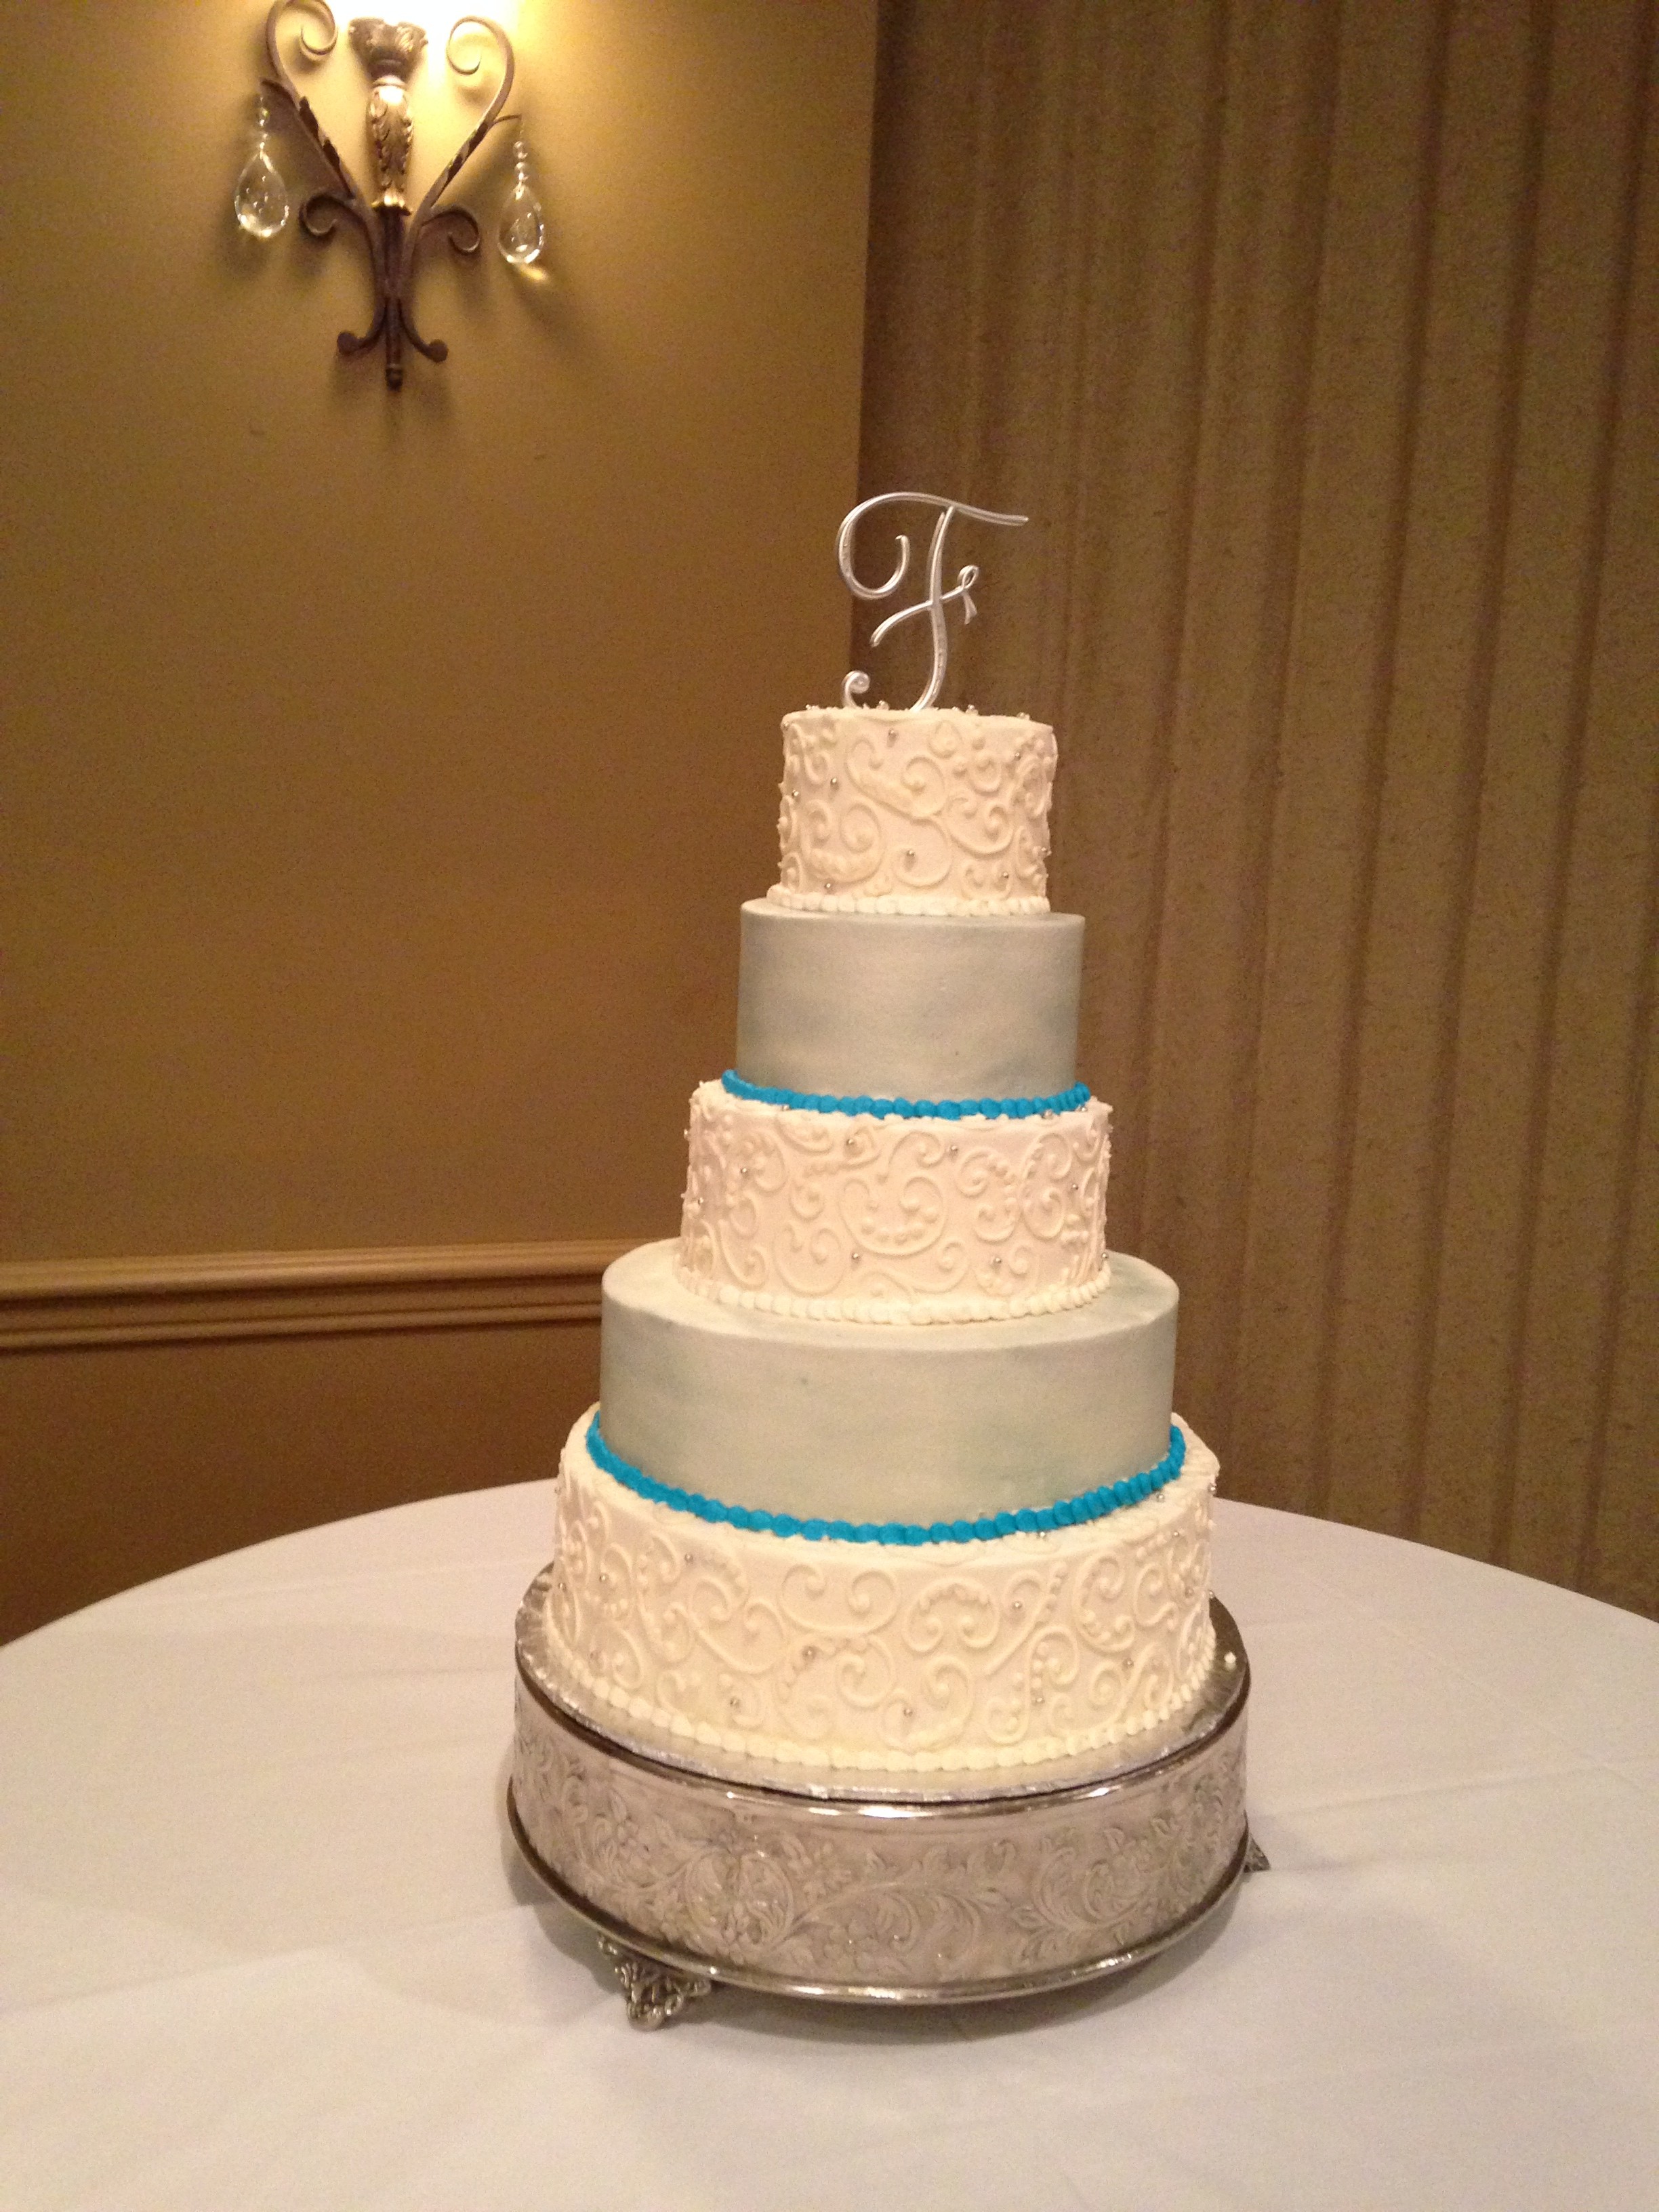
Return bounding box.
[260,3,518,388]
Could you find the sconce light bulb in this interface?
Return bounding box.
[234,98,290,240]
[497,138,545,266]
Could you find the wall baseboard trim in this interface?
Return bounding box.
[0,1240,644,1351]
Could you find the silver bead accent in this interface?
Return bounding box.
[830,776,839,789]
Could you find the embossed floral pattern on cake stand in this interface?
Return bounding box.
[510,1573,1254,2009]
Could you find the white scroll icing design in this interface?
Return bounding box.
[544,1411,1218,1774]
[772,707,1055,916]
[676,1081,1110,1322]
[838,492,1027,713]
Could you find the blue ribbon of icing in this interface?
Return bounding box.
[720,1069,1090,1121]
[585,1414,1185,1545]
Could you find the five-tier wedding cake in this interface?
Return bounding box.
[531,701,1221,1779]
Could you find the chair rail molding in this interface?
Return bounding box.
[0,1240,638,1351]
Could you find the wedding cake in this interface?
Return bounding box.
[534,701,1220,1778]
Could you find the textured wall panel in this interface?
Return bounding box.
[859,0,1657,1614]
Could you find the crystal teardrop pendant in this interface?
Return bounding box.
[234,100,289,240]
[497,139,544,266]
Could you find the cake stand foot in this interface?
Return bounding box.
[1244,1830,1270,1875]
[596,1936,714,2029]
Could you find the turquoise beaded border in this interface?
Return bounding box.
[585,1413,1185,1547]
[720,1069,1090,1121]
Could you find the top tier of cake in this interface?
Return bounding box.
[771,707,1055,914]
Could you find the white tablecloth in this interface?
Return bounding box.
[3,1484,1656,2210]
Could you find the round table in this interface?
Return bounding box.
[3,1486,1655,2210]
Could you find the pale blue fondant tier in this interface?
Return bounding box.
[736,901,1083,1100]
[598,1240,1176,1528]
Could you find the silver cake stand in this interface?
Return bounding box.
[509,1567,1261,2027]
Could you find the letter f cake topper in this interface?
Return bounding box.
[838,493,1029,711]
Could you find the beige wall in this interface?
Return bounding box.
[859,0,1656,1619]
[1,1,878,1638]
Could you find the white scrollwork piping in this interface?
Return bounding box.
[676,1082,1111,1319]
[541,1412,1218,1774]
[839,494,1029,711]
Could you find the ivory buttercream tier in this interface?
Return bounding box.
[771,706,1054,914]
[736,903,1084,1100]
[598,1241,1177,1528]
[676,1078,1110,1322]
[542,1410,1218,1775]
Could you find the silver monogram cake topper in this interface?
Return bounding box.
[838,493,1029,710]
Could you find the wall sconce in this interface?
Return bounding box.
[235,4,544,389]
